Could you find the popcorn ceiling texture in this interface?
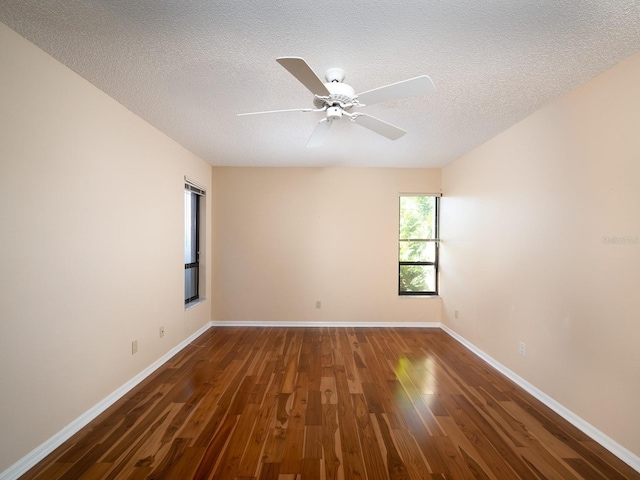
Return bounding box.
[1,1,639,168]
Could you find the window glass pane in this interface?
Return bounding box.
[399,196,436,240]
[184,191,198,264]
[399,265,436,293]
[185,267,198,301]
[399,241,436,262]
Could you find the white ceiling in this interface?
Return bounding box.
[1,1,639,168]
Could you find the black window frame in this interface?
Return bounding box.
[398,195,440,296]
[185,182,204,305]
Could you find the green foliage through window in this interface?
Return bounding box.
[399,195,438,295]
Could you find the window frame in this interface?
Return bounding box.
[185,181,205,305]
[398,194,440,296]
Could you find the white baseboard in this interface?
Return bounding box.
[0,322,212,480]
[210,320,441,328]
[440,324,640,474]
[4,321,637,478]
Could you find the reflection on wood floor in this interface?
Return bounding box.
[21,327,639,479]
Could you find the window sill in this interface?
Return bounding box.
[399,295,441,299]
[185,298,206,310]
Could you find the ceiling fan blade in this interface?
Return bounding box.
[357,75,435,106]
[306,118,332,148]
[276,57,331,96]
[352,113,406,140]
[237,108,315,117]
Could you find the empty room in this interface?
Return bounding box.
[1,2,639,479]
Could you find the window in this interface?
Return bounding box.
[399,194,439,295]
[185,180,205,304]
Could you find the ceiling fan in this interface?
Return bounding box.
[238,57,435,147]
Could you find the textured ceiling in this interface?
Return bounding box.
[1,1,639,168]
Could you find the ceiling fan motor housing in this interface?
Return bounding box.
[313,81,356,109]
[324,67,346,83]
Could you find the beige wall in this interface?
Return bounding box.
[0,23,211,472]
[211,167,442,323]
[441,51,640,456]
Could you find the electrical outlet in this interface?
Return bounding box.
[519,342,526,357]
[316,301,321,309]
[132,340,138,355]
[454,309,459,319]
[159,326,165,338]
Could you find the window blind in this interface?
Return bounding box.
[185,177,206,196]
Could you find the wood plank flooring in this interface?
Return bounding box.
[20,327,639,479]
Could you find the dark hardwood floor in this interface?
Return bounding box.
[20,327,639,479]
